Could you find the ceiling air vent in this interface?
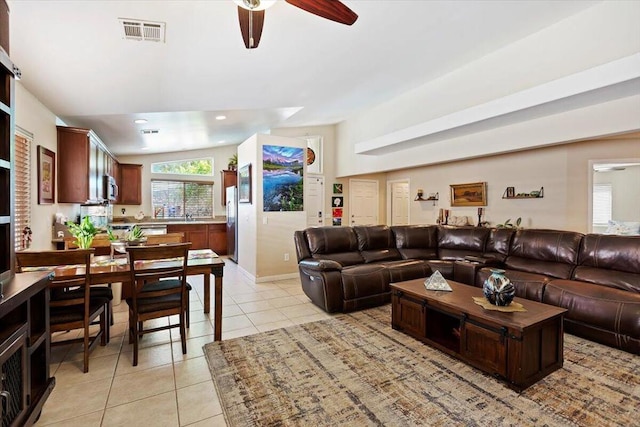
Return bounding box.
[141,129,160,135]
[119,18,166,42]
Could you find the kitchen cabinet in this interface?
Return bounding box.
[0,0,8,55]
[0,272,55,427]
[220,170,237,206]
[118,163,142,205]
[57,127,117,203]
[166,223,227,255]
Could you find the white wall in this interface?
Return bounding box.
[15,82,76,250]
[116,144,238,219]
[335,1,640,177]
[237,134,307,281]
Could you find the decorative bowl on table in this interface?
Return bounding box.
[482,269,515,306]
[125,238,147,246]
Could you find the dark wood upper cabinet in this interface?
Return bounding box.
[57,126,91,203]
[220,170,237,205]
[0,1,9,55]
[118,163,142,205]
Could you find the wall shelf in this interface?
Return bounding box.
[502,187,544,199]
[415,192,439,205]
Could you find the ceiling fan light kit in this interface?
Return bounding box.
[236,0,358,49]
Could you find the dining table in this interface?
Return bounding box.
[43,249,225,341]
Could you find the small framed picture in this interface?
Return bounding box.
[332,217,342,226]
[506,187,515,198]
[332,208,343,218]
[332,196,344,207]
[332,183,343,194]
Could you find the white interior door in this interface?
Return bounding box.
[349,179,379,225]
[305,175,324,226]
[390,181,410,225]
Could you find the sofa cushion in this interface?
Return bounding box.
[574,234,640,293]
[392,225,438,260]
[425,260,454,279]
[306,226,364,266]
[505,229,583,279]
[484,228,515,262]
[544,279,640,347]
[340,264,390,302]
[437,227,490,260]
[380,259,432,283]
[354,225,401,263]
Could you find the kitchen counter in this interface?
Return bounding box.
[109,218,227,227]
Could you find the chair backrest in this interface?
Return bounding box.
[126,243,192,297]
[145,232,185,245]
[16,249,94,306]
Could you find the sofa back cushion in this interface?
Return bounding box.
[305,226,364,266]
[354,225,401,263]
[484,228,515,262]
[437,226,490,261]
[505,229,583,279]
[573,234,640,293]
[392,225,438,260]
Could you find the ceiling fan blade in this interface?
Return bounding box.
[238,6,265,49]
[285,0,358,25]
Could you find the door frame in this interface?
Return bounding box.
[349,178,379,226]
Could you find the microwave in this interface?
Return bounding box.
[103,175,118,201]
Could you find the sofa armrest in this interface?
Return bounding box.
[299,259,343,272]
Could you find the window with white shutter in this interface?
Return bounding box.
[151,180,213,219]
[592,183,612,226]
[14,132,31,250]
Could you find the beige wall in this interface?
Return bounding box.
[15,82,76,250]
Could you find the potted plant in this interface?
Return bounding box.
[66,216,99,249]
[496,217,522,229]
[228,153,238,171]
[124,225,146,246]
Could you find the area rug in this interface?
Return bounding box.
[203,305,639,426]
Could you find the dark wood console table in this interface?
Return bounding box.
[1,271,55,426]
[391,279,567,391]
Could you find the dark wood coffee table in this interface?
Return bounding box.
[391,279,567,391]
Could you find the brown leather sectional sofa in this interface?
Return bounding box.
[294,225,640,354]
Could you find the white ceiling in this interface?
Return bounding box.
[8,0,598,156]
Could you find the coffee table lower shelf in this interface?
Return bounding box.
[390,279,567,392]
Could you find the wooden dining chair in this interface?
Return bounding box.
[16,249,108,373]
[64,234,115,326]
[146,232,185,245]
[125,243,192,366]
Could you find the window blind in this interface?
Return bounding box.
[592,183,612,225]
[151,180,213,219]
[14,134,31,250]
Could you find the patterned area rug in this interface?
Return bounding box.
[203,305,639,426]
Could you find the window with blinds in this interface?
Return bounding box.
[593,183,612,226]
[14,134,31,250]
[151,180,213,219]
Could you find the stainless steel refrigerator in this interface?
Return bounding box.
[226,186,238,263]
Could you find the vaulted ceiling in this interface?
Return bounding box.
[8,0,598,156]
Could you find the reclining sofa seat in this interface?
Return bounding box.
[294,226,430,313]
[543,234,640,353]
[476,229,584,301]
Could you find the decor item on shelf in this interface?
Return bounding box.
[416,189,424,199]
[497,217,522,229]
[66,216,99,249]
[444,209,450,225]
[482,269,515,306]
[503,187,544,199]
[124,224,146,246]
[450,182,487,207]
[235,0,357,49]
[477,207,483,227]
[415,191,439,204]
[228,153,238,171]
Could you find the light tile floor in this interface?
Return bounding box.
[35,258,333,426]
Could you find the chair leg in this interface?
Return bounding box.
[100,310,107,346]
[133,316,139,367]
[180,311,187,355]
[186,295,190,328]
[83,322,90,373]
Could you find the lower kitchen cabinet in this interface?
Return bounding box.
[166,223,227,254]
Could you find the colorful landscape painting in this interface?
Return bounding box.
[263,145,304,211]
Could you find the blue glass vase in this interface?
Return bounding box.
[483,269,515,306]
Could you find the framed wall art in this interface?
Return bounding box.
[263,145,304,212]
[38,145,55,204]
[450,182,487,207]
[238,163,252,203]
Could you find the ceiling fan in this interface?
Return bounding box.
[235,0,358,49]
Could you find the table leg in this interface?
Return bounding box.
[203,273,210,314]
[214,274,222,341]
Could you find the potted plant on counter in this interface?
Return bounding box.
[66,216,99,249]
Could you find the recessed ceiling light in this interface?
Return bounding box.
[218,140,225,144]
[134,119,148,124]
[215,115,227,120]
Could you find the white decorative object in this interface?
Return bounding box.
[424,270,452,292]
